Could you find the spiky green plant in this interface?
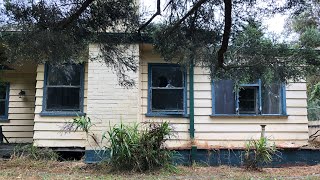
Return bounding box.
[105,121,174,172]
[243,137,278,170]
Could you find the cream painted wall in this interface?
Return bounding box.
[0,64,36,143]
[85,44,140,149]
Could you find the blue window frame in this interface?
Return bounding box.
[212,80,287,116]
[146,63,187,117]
[40,64,85,116]
[0,83,10,120]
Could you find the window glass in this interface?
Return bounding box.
[239,87,258,114]
[149,64,185,114]
[152,66,183,87]
[152,89,183,111]
[214,80,235,114]
[47,87,80,110]
[0,85,6,99]
[0,101,5,116]
[262,84,281,114]
[213,80,284,115]
[47,65,81,86]
[45,64,83,112]
[0,84,8,117]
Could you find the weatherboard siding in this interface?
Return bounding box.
[0,65,36,143]
[85,44,140,149]
[140,50,309,148]
[33,64,88,147]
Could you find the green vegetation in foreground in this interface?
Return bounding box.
[0,159,320,180]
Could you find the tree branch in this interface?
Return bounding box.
[58,0,95,29]
[169,0,208,32]
[138,0,161,32]
[217,0,232,69]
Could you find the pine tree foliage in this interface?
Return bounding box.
[0,0,139,86]
[0,0,319,86]
[288,0,320,120]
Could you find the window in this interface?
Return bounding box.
[0,83,9,120]
[41,64,84,116]
[147,64,187,116]
[212,80,286,116]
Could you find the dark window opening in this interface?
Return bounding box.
[0,101,5,116]
[44,64,83,112]
[0,84,9,118]
[149,64,186,115]
[47,87,80,111]
[239,87,258,114]
[214,80,235,114]
[213,80,285,115]
[152,89,183,111]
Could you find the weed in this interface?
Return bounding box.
[105,121,174,172]
[243,137,278,170]
[63,115,92,133]
[63,116,176,172]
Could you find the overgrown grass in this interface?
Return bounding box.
[12,144,59,161]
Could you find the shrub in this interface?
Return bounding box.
[105,121,174,172]
[243,137,277,170]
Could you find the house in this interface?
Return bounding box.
[0,43,309,154]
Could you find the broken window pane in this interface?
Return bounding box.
[262,84,281,114]
[152,66,183,87]
[46,87,80,110]
[214,80,235,114]
[0,101,5,116]
[149,65,185,114]
[152,89,183,111]
[47,65,81,86]
[239,87,258,114]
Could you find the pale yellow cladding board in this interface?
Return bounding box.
[3,132,34,138]
[170,123,308,132]
[0,120,34,126]
[1,126,34,132]
[34,139,85,147]
[7,138,33,143]
[33,131,86,140]
[145,115,308,124]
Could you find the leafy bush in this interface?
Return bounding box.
[105,121,174,172]
[308,100,320,121]
[12,144,59,161]
[243,137,277,170]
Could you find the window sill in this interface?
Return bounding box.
[0,117,9,121]
[210,114,289,118]
[145,113,189,118]
[40,111,86,117]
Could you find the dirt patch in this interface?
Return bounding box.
[0,158,319,179]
